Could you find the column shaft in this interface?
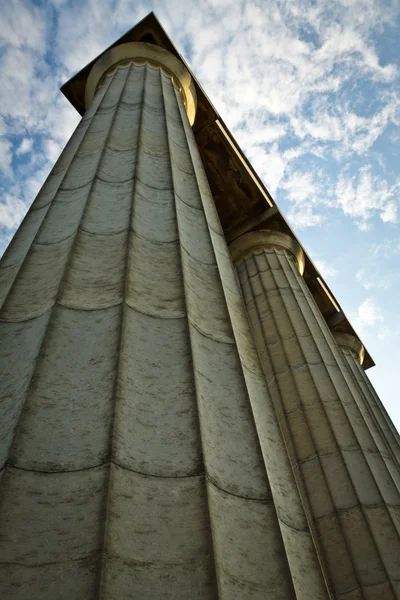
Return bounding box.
[233,236,400,599]
[1,60,295,599]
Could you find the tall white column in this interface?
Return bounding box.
[231,230,400,599]
[0,44,299,600]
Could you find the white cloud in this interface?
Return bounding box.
[0,0,399,246]
[24,165,53,202]
[16,138,34,156]
[352,297,384,333]
[370,240,400,258]
[314,260,337,278]
[43,138,62,164]
[0,0,399,429]
[0,137,13,177]
[280,170,322,204]
[356,267,392,290]
[380,202,397,223]
[287,205,324,228]
[235,120,288,151]
[291,98,399,154]
[0,193,27,230]
[356,269,374,290]
[278,168,329,228]
[0,1,47,53]
[336,166,399,227]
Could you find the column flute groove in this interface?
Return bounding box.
[280,252,400,525]
[160,70,221,600]
[348,349,400,468]
[97,60,218,599]
[8,65,132,467]
[99,61,146,600]
[0,76,112,310]
[0,67,139,600]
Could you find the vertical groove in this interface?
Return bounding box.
[8,67,130,462]
[99,62,145,599]
[99,64,217,599]
[352,356,400,468]
[245,249,362,595]
[347,352,400,472]
[337,347,400,518]
[334,346,400,497]
[282,254,400,574]
[162,72,300,598]
[237,256,333,599]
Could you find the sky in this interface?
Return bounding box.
[0,0,399,427]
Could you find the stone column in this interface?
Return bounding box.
[231,230,400,599]
[333,332,400,496]
[0,44,297,599]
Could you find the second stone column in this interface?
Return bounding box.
[230,230,400,599]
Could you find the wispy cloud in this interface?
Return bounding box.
[15,138,34,156]
[0,136,13,177]
[352,297,384,333]
[335,165,399,228]
[314,259,337,279]
[356,267,392,290]
[0,193,27,230]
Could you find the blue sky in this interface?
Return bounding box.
[0,0,399,426]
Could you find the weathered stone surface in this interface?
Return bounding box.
[0,558,101,600]
[208,482,295,599]
[0,466,107,564]
[0,311,51,466]
[232,231,400,598]
[114,307,202,477]
[0,54,296,599]
[9,305,121,471]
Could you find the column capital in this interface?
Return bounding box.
[85,41,197,125]
[229,230,305,275]
[332,332,365,365]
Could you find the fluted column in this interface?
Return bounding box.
[231,230,400,599]
[0,44,298,600]
[333,333,400,496]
